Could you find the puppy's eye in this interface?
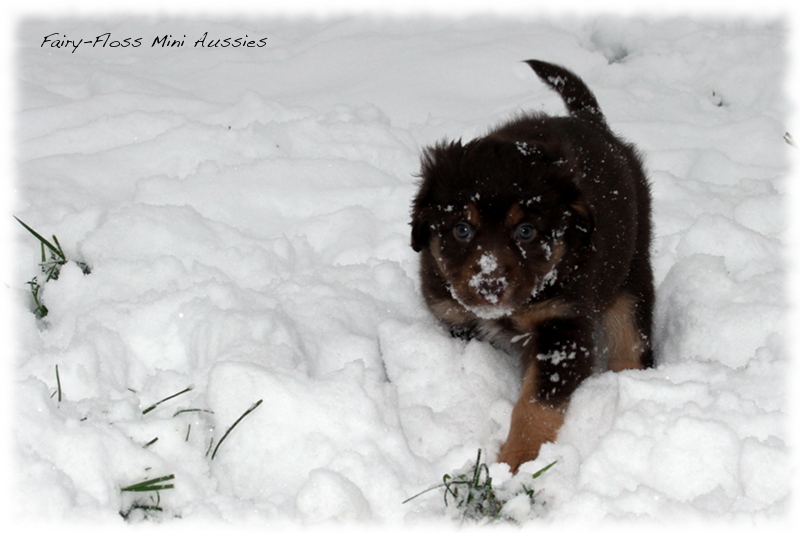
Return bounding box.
[515,223,537,243]
[453,222,474,242]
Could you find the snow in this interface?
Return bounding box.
[7,10,795,529]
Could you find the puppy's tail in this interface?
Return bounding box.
[525,59,608,130]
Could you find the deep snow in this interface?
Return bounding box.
[8,12,794,527]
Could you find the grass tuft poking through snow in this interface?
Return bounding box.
[119,474,176,521]
[404,449,557,524]
[14,216,90,319]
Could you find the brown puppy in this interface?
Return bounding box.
[410,60,654,473]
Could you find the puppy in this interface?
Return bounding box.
[410,60,654,473]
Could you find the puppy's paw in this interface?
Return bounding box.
[499,398,565,473]
[497,441,539,474]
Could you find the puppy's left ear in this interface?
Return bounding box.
[568,196,595,240]
[565,187,595,247]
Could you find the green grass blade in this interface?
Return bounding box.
[51,234,64,256]
[173,408,214,417]
[402,482,446,504]
[205,437,215,457]
[14,216,65,260]
[142,386,193,415]
[531,460,557,479]
[55,364,62,402]
[121,474,175,492]
[211,399,263,460]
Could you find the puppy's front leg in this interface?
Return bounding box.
[498,317,596,472]
[497,363,564,473]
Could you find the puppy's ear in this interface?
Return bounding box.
[548,151,595,240]
[410,140,463,252]
[410,212,431,252]
[410,164,435,253]
[556,178,594,242]
[410,165,432,252]
[569,196,595,237]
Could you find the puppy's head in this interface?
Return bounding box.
[411,136,593,318]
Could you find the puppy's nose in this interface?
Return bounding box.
[469,252,509,304]
[474,278,507,304]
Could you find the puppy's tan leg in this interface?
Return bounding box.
[604,293,647,372]
[498,363,565,473]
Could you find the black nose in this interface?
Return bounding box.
[471,273,509,304]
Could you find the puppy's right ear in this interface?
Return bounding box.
[410,213,431,252]
[410,177,433,252]
[411,141,464,252]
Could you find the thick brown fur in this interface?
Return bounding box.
[410,60,654,473]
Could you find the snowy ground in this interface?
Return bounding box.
[8,11,795,528]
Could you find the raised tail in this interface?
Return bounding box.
[524,59,608,130]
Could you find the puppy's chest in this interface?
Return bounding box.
[425,260,576,357]
[474,319,527,356]
[450,301,571,358]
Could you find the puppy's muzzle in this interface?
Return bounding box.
[467,252,509,305]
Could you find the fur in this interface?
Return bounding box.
[410,60,654,472]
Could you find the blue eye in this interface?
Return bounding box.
[454,222,473,241]
[515,223,536,242]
